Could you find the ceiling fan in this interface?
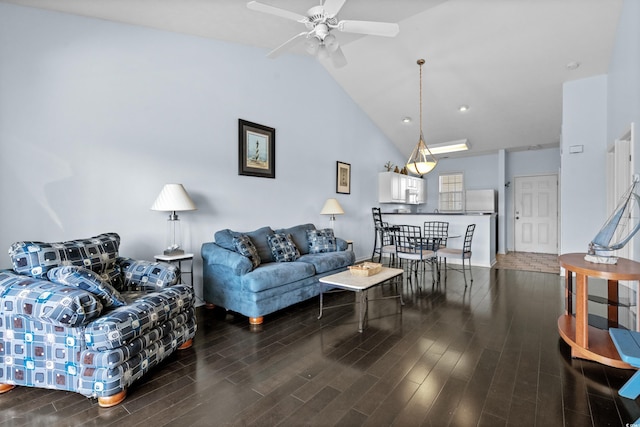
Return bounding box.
[246,0,400,68]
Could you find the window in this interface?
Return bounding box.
[439,173,464,211]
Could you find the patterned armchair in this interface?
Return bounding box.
[0,233,197,407]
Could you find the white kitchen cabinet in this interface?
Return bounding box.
[378,172,425,204]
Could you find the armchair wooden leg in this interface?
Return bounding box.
[178,338,193,350]
[0,384,15,394]
[98,390,127,408]
[249,317,264,325]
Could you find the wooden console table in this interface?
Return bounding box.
[558,253,640,369]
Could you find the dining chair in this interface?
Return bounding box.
[393,224,440,289]
[438,223,476,286]
[371,207,398,266]
[424,221,449,249]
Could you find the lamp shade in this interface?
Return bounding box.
[320,198,344,216]
[151,184,197,212]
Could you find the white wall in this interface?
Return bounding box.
[0,4,406,300]
[505,148,561,251]
[422,153,500,212]
[560,75,608,254]
[607,0,640,261]
[422,148,561,253]
[557,0,640,259]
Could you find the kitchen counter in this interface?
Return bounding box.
[382,212,494,216]
[380,212,497,268]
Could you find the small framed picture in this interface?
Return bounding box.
[336,161,351,194]
[238,119,276,179]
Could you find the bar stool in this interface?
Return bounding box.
[371,207,397,266]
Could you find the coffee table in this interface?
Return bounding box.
[318,267,404,332]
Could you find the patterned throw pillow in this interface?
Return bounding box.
[47,265,127,308]
[9,233,120,279]
[233,234,261,269]
[267,233,300,262]
[307,228,337,254]
[117,257,180,291]
[0,270,103,327]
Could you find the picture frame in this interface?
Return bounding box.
[336,161,351,194]
[238,119,276,179]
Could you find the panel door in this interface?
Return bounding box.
[514,174,559,253]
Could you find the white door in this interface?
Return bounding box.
[606,129,633,260]
[514,174,559,253]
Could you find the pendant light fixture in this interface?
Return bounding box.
[406,59,438,176]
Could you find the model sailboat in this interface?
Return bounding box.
[585,177,640,264]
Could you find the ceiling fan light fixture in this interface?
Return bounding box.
[406,59,437,177]
[305,37,320,55]
[323,34,339,52]
[247,0,399,68]
[317,45,331,60]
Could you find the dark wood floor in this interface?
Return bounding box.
[1,266,638,426]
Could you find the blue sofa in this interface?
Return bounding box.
[0,233,197,407]
[201,223,355,325]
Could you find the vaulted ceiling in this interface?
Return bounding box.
[1,0,624,159]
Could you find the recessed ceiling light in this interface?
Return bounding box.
[458,105,469,112]
[402,117,412,124]
[567,61,580,70]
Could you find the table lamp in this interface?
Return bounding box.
[151,183,197,255]
[320,198,344,229]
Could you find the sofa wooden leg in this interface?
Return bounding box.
[178,338,193,350]
[98,390,127,408]
[249,317,263,325]
[0,384,15,394]
[205,303,216,309]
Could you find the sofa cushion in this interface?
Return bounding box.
[233,235,261,269]
[275,223,315,255]
[117,257,180,290]
[215,226,275,263]
[307,228,337,254]
[9,233,120,279]
[84,285,194,351]
[47,266,126,308]
[267,233,300,262]
[297,251,356,274]
[240,261,315,292]
[0,270,103,327]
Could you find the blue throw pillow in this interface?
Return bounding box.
[275,224,316,255]
[267,233,300,262]
[47,265,126,308]
[307,228,337,254]
[233,234,261,269]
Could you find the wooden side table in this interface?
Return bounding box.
[558,253,640,369]
[154,253,194,287]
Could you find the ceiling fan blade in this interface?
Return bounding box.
[247,1,307,23]
[337,20,400,37]
[266,32,309,58]
[330,45,348,68]
[322,0,347,17]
